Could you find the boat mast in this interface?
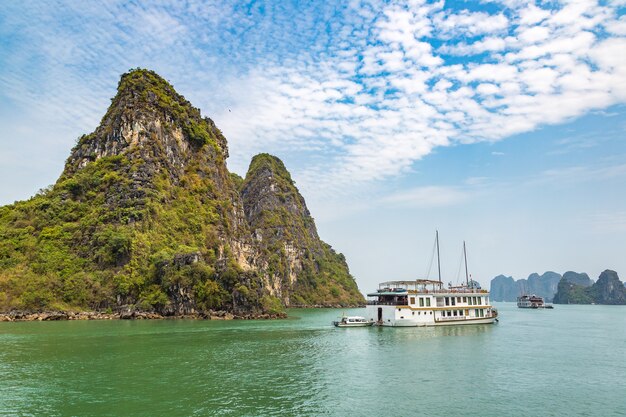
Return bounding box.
[436,230,441,285]
[463,241,469,287]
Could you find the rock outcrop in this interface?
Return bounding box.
[593,270,626,305]
[490,275,517,302]
[0,69,364,316]
[553,277,594,304]
[553,270,626,305]
[562,271,593,287]
[240,154,363,306]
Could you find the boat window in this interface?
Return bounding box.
[410,297,415,305]
[468,298,473,306]
[419,298,424,307]
[451,298,456,306]
[445,297,450,306]
[457,297,461,303]
[463,297,467,303]
[426,298,431,307]
[453,310,457,316]
[475,309,479,317]
[478,297,482,305]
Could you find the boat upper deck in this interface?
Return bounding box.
[367,280,488,297]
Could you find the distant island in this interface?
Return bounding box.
[490,270,626,305]
[0,69,364,321]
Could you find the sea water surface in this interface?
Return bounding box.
[1,303,625,416]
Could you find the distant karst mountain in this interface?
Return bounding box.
[490,271,562,302]
[554,270,626,305]
[561,271,593,287]
[0,69,364,316]
[491,269,626,305]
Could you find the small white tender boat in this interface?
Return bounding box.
[333,315,374,327]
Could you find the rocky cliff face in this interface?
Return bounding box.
[0,69,363,315]
[490,275,517,302]
[562,271,593,287]
[553,270,625,305]
[553,278,594,304]
[240,154,363,306]
[593,270,626,305]
[525,271,561,302]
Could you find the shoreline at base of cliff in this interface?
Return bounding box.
[0,305,366,322]
[0,310,286,322]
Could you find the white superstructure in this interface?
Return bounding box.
[365,280,498,327]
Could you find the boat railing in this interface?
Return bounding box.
[366,301,408,306]
[405,289,488,294]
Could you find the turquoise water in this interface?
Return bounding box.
[1,303,625,416]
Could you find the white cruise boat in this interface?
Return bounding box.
[517,294,553,309]
[365,280,497,327]
[365,233,498,327]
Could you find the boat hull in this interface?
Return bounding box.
[365,303,497,327]
[375,316,497,327]
[518,305,553,309]
[433,317,496,326]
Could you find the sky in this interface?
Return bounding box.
[1,0,625,292]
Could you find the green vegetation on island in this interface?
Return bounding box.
[241,153,363,307]
[553,270,626,305]
[0,69,364,316]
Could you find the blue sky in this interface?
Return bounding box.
[1,0,625,291]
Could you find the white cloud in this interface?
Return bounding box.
[518,4,551,26]
[381,186,469,208]
[1,0,626,207]
[604,15,626,35]
[432,10,509,38]
[517,26,551,44]
[440,37,508,56]
[589,210,626,233]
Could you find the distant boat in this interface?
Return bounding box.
[333,315,374,327]
[517,294,554,309]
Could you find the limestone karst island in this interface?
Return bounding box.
[0,69,364,320]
